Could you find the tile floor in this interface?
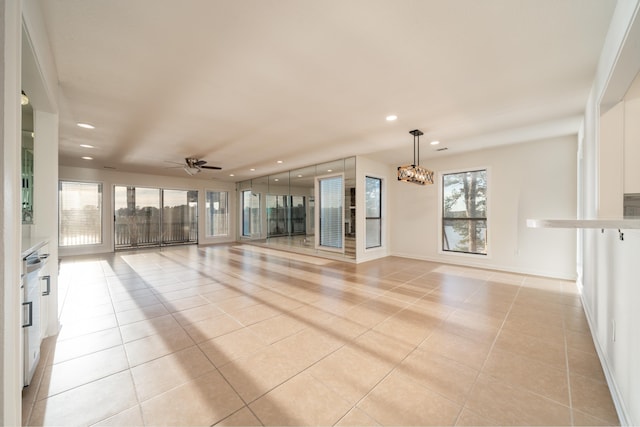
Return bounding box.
[22,244,619,426]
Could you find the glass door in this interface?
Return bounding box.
[162,189,198,245]
[115,186,198,249]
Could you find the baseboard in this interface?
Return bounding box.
[578,278,631,426]
[390,251,577,280]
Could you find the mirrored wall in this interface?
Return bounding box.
[238,157,356,259]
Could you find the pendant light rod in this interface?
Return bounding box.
[409,129,423,166]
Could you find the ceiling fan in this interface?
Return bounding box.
[167,157,222,176]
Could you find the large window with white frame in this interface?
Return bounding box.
[365,176,382,249]
[59,181,103,246]
[442,169,487,255]
[206,190,229,237]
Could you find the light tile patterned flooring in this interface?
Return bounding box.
[22,244,619,426]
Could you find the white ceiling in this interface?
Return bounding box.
[39,0,616,181]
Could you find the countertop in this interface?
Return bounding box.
[527,218,640,229]
[21,236,49,258]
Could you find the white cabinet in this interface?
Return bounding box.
[625,97,640,194]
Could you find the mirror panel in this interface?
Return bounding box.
[238,158,356,259]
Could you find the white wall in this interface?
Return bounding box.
[59,166,237,256]
[355,155,392,262]
[390,136,578,279]
[579,1,640,424]
[1,1,23,424]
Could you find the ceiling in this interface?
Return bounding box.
[39,0,617,181]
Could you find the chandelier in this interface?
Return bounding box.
[397,129,434,185]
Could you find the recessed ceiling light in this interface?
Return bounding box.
[430,140,440,145]
[386,115,398,121]
[274,178,279,182]
[297,174,303,178]
[77,123,95,129]
[80,144,94,148]
[81,156,93,160]
[327,169,333,172]
[250,168,255,172]
[229,174,235,177]
[277,160,283,164]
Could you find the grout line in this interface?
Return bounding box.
[563,302,575,426]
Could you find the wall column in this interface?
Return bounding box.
[0,0,23,424]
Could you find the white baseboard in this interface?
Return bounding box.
[390,251,577,280]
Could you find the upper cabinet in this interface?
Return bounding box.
[624,73,640,195]
[598,71,640,218]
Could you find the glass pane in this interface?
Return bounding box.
[266,194,288,237]
[162,189,198,244]
[318,175,343,249]
[114,186,161,248]
[59,181,102,246]
[242,190,260,237]
[365,177,381,218]
[443,170,487,218]
[290,196,306,234]
[442,219,487,254]
[366,218,381,249]
[206,191,228,236]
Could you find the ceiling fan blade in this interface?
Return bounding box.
[200,165,222,170]
[164,160,187,168]
[194,160,207,166]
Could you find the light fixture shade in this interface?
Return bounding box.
[397,129,435,185]
[21,91,29,106]
[397,164,434,185]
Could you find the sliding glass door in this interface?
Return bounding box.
[163,189,198,244]
[114,186,197,249]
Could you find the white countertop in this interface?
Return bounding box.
[527,218,640,229]
[21,236,49,258]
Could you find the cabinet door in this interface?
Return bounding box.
[38,244,50,340]
[625,97,640,194]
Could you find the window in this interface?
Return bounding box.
[442,169,487,255]
[365,176,382,249]
[318,175,343,249]
[206,191,229,236]
[59,181,103,246]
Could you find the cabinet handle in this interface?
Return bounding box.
[41,275,51,296]
[39,254,50,260]
[22,302,32,328]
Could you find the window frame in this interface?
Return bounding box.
[365,176,382,249]
[439,168,489,257]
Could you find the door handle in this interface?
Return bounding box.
[22,301,32,328]
[41,275,51,296]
